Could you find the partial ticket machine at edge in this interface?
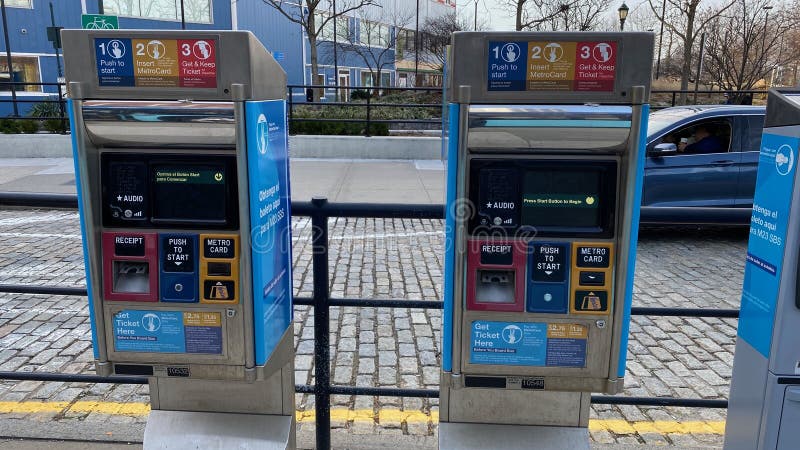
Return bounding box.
[62,30,294,448]
[724,89,800,449]
[440,32,654,449]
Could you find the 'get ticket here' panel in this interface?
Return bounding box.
[487,40,617,92]
[95,37,217,88]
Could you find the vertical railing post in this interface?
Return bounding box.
[57,83,67,134]
[671,92,677,107]
[365,92,371,137]
[287,86,293,135]
[311,196,331,450]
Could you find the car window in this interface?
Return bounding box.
[653,118,733,156]
[744,115,765,152]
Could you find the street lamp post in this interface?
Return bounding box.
[618,3,629,31]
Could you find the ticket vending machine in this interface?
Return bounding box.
[724,89,800,450]
[440,32,653,449]
[62,30,294,449]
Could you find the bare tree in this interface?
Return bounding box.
[262,0,376,100]
[704,0,799,96]
[333,6,414,92]
[649,0,735,104]
[539,0,612,31]
[502,0,577,31]
[420,12,470,70]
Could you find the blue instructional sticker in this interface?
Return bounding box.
[245,100,293,366]
[487,41,527,91]
[113,310,185,353]
[113,310,223,354]
[94,38,135,86]
[470,321,588,367]
[738,133,798,357]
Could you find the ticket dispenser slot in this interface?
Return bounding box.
[467,240,526,312]
[102,232,158,301]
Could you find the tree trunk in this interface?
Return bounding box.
[516,2,523,31]
[309,34,320,102]
[680,10,696,105]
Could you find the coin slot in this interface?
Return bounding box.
[476,270,516,303]
[112,261,150,294]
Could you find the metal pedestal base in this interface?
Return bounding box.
[143,410,295,450]
[439,422,590,450]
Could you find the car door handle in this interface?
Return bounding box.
[711,160,735,166]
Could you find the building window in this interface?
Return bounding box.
[396,29,415,59]
[359,20,390,48]
[6,0,32,8]
[317,14,349,42]
[0,56,41,93]
[103,0,213,24]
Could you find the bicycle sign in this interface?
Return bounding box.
[82,14,119,30]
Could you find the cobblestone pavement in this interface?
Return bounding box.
[0,208,747,448]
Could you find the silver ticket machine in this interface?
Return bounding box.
[725,89,800,449]
[62,30,295,449]
[440,32,654,449]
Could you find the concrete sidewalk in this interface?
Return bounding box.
[0,158,445,204]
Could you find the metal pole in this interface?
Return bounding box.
[311,197,331,450]
[693,32,706,105]
[180,0,186,29]
[0,0,18,117]
[414,0,419,85]
[473,0,477,31]
[49,2,62,78]
[656,0,666,79]
[333,0,339,101]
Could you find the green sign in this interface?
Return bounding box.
[81,14,119,30]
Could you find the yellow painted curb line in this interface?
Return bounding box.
[0,401,725,435]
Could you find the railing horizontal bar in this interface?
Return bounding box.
[0,192,79,208]
[0,285,87,296]
[295,102,441,108]
[330,385,439,398]
[632,306,739,318]
[291,201,443,218]
[591,395,728,408]
[0,372,731,409]
[0,371,148,384]
[0,285,740,320]
[329,298,443,309]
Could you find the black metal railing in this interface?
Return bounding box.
[0,82,769,136]
[0,192,741,448]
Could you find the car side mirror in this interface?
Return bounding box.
[649,143,677,156]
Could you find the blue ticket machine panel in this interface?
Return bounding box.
[63,30,293,387]
[439,32,653,431]
[725,89,800,450]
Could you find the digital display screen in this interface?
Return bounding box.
[521,170,602,229]
[152,166,227,224]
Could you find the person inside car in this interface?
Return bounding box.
[678,125,725,154]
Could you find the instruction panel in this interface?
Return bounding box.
[95,37,217,88]
[487,40,617,92]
